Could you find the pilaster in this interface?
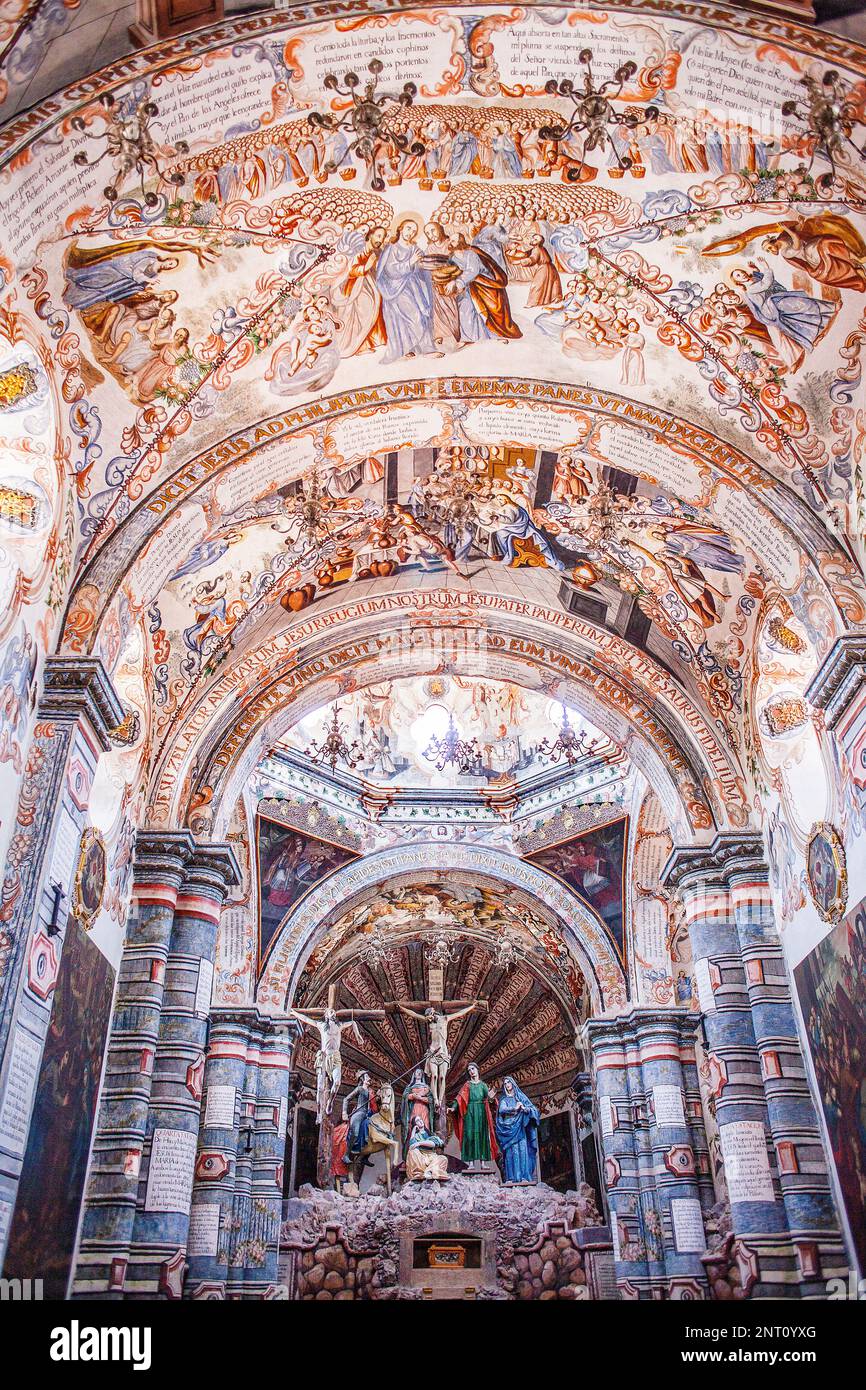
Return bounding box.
[0,657,122,1271]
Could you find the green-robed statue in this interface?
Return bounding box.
[449,1063,499,1163]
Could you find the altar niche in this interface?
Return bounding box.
[403,1225,495,1299]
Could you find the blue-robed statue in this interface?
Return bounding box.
[495,1076,540,1183]
[343,1071,373,1157]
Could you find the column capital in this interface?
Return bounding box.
[39,656,124,751]
[133,829,197,888]
[183,842,241,900]
[209,1007,299,1041]
[661,832,766,893]
[584,1006,699,1049]
[806,631,866,730]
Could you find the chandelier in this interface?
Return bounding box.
[534,705,601,767]
[72,92,189,206]
[540,51,658,176]
[357,923,398,969]
[308,59,427,192]
[285,464,333,548]
[781,70,866,190]
[301,705,361,772]
[419,445,490,527]
[493,931,523,973]
[425,934,458,969]
[423,713,482,774]
[565,480,638,589]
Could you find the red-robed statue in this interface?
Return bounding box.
[450,1063,499,1163]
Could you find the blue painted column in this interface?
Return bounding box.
[586,1009,712,1299]
[125,842,239,1299]
[636,1010,714,1297]
[729,856,845,1292]
[586,1015,649,1296]
[0,657,122,1271]
[662,834,845,1299]
[242,1020,294,1297]
[183,1011,249,1299]
[73,831,195,1298]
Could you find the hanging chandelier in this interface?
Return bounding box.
[308,58,427,191]
[781,70,866,190]
[285,463,333,548]
[422,713,482,774]
[71,92,189,206]
[564,480,638,589]
[534,705,601,767]
[357,923,398,969]
[539,51,658,177]
[424,934,458,969]
[301,705,361,772]
[418,445,491,531]
[493,931,523,973]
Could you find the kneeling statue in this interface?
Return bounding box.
[405,1115,450,1182]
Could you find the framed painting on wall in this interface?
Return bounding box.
[794,896,866,1273]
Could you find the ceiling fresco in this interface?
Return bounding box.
[1,0,865,876]
[278,674,617,788]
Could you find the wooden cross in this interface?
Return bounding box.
[387,998,488,1128]
[289,985,386,1188]
[383,999,489,1013]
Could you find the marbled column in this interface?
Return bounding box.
[73,831,195,1298]
[184,1011,295,1299]
[242,1022,294,1297]
[125,843,239,1300]
[586,1008,712,1299]
[729,855,845,1292]
[0,657,122,1269]
[662,834,845,1298]
[184,1011,250,1298]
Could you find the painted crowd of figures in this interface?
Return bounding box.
[182,104,797,206]
[62,200,866,424]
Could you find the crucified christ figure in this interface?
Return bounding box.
[289,1005,365,1123]
[396,1002,481,1108]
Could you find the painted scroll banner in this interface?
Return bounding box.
[671,1198,707,1254]
[187,1203,222,1257]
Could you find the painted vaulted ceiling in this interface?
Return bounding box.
[1,1,865,852]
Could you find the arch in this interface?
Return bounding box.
[255,841,628,1017]
[147,594,746,839]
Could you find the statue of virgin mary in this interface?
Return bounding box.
[495,1076,540,1183]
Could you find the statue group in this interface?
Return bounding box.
[291,996,542,1191]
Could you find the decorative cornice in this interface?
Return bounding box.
[660,832,767,893]
[209,1007,300,1042]
[39,656,124,751]
[806,632,866,729]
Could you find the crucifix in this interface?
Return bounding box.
[387,997,488,1113]
[289,985,386,1187]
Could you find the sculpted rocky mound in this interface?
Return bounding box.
[281,1178,605,1299]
